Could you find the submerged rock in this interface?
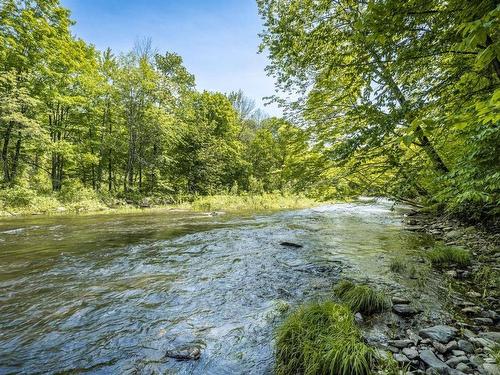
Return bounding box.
[279,241,303,248]
[419,325,458,343]
[165,346,201,361]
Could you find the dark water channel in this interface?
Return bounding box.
[0,200,450,374]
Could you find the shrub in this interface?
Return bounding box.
[275,301,375,375]
[334,280,390,315]
[426,245,471,267]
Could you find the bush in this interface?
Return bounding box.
[334,280,390,315]
[426,245,471,267]
[0,186,37,208]
[275,301,375,375]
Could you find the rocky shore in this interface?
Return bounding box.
[367,211,500,374]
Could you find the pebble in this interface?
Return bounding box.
[402,347,419,360]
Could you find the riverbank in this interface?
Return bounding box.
[0,190,320,217]
[274,207,500,374]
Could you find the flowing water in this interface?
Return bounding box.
[0,200,448,374]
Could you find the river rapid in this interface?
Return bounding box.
[1,200,449,374]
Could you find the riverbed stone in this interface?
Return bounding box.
[433,341,448,354]
[165,346,201,361]
[461,306,481,315]
[403,347,419,360]
[393,304,421,316]
[458,340,474,353]
[392,296,411,304]
[455,363,471,373]
[452,350,466,356]
[479,331,500,343]
[446,356,468,368]
[419,349,450,373]
[473,317,494,325]
[394,353,410,364]
[419,325,458,343]
[389,339,414,349]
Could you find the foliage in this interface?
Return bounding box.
[275,301,375,375]
[334,280,391,315]
[426,245,471,267]
[257,0,500,222]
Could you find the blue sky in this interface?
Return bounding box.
[61,0,281,116]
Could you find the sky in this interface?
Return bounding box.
[60,0,281,116]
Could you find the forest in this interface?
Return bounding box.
[1,0,499,223]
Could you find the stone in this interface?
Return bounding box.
[458,340,474,353]
[483,363,500,375]
[479,331,500,343]
[455,363,470,373]
[419,325,458,344]
[466,291,481,298]
[419,349,450,373]
[392,296,411,304]
[446,341,458,352]
[470,337,496,349]
[461,306,481,315]
[462,330,476,340]
[389,339,414,349]
[165,346,201,361]
[473,317,494,325]
[354,312,363,324]
[393,304,421,316]
[451,350,466,356]
[403,347,419,360]
[279,241,303,248]
[446,270,458,278]
[446,356,468,368]
[479,310,499,321]
[394,353,410,364]
[433,341,448,354]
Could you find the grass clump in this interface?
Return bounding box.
[275,301,375,375]
[389,257,406,273]
[426,245,471,267]
[334,280,391,315]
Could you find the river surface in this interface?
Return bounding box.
[0,200,446,374]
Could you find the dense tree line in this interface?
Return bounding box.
[0,0,316,206]
[258,0,499,221]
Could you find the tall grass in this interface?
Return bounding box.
[186,193,317,212]
[334,280,390,315]
[389,257,406,273]
[426,245,471,267]
[275,301,375,375]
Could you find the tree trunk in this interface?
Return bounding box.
[2,122,13,183]
[10,133,21,183]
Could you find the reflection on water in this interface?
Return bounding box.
[0,201,435,374]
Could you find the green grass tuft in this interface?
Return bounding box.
[334,280,390,315]
[389,257,406,273]
[426,245,471,267]
[275,301,375,375]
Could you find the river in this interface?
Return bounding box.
[0,200,449,374]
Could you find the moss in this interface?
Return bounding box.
[334,280,391,315]
[275,301,375,375]
[426,245,471,267]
